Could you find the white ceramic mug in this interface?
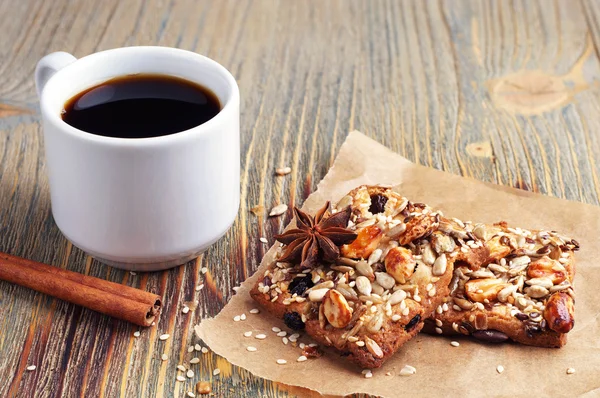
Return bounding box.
[35,47,240,271]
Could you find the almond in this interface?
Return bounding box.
[465,278,509,302]
[364,336,384,358]
[544,292,574,333]
[398,214,439,245]
[384,247,416,284]
[341,225,383,259]
[527,257,567,284]
[322,289,352,328]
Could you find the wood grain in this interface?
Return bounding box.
[1,1,600,397]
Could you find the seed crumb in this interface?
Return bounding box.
[240,313,246,320]
[255,334,267,340]
[246,346,257,352]
[385,372,392,376]
[244,331,252,337]
[567,368,576,374]
[187,369,194,378]
[195,284,204,291]
[276,359,287,365]
[196,381,212,394]
[213,368,221,376]
[26,365,36,371]
[190,357,200,364]
[249,308,260,314]
[187,392,196,398]
[161,354,168,361]
[130,271,137,275]
[201,347,209,354]
[275,166,292,176]
[497,365,504,374]
[177,365,186,372]
[269,204,288,217]
[159,334,170,341]
[450,341,460,347]
[364,370,373,378]
[201,267,208,274]
[133,331,141,338]
[399,365,416,376]
[259,237,268,244]
[182,306,190,314]
[152,321,156,326]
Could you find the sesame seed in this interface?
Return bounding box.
[364,371,373,378]
[177,365,187,372]
[201,267,208,274]
[356,341,365,347]
[161,354,168,361]
[213,369,221,376]
[309,343,318,347]
[567,368,576,374]
[187,370,194,378]
[276,359,287,365]
[250,308,260,314]
[289,333,300,340]
[233,316,241,322]
[159,334,170,341]
[276,331,287,337]
[497,365,504,374]
[361,369,370,374]
[299,343,306,349]
[26,365,36,371]
[442,303,449,312]
[187,392,196,398]
[188,346,194,353]
[130,271,137,275]
[195,284,204,291]
[152,321,156,326]
[435,327,443,334]
[133,331,141,337]
[201,347,209,354]
[282,337,289,345]
[391,314,401,322]
[435,319,443,327]
[272,327,281,333]
[269,204,288,217]
[297,355,308,362]
[260,237,268,244]
[244,331,252,337]
[176,376,186,382]
[450,341,460,347]
[195,344,202,351]
[246,346,257,352]
[190,357,200,364]
[240,314,247,321]
[255,334,267,340]
[182,306,190,314]
[402,307,410,316]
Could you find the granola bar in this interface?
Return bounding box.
[250,185,488,368]
[424,221,578,347]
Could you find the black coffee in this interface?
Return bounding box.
[62,74,221,138]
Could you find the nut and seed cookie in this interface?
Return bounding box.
[423,221,578,347]
[250,185,488,368]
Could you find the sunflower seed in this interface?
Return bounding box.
[388,289,407,305]
[432,254,447,276]
[375,272,395,290]
[269,204,288,217]
[364,337,384,358]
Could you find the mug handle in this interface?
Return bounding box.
[35,52,77,97]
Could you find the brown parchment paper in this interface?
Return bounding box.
[197,131,600,398]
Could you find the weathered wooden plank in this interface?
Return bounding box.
[1,1,600,397]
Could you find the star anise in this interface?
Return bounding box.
[274,202,358,270]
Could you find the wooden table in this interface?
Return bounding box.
[2,1,600,396]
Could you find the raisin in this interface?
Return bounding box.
[404,314,421,331]
[283,311,305,330]
[369,194,388,214]
[288,274,314,296]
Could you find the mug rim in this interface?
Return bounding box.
[39,46,239,147]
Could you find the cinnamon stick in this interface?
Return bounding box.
[0,252,162,326]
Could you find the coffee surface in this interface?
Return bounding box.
[62,74,221,138]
